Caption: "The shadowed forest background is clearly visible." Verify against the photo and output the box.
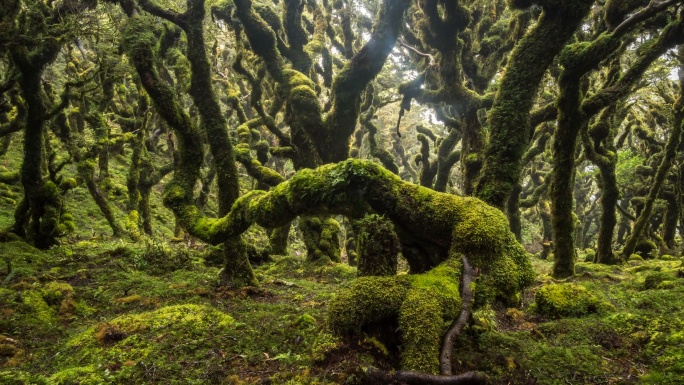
[3,0,684,384]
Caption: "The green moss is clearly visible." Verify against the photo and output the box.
[399,289,443,372]
[0,371,51,385]
[643,271,674,290]
[534,283,612,319]
[51,365,106,384]
[299,216,341,263]
[659,254,678,261]
[58,178,77,191]
[328,258,462,373]
[55,305,235,382]
[328,275,410,334]
[635,239,658,259]
[584,248,596,262]
[22,290,56,325]
[355,214,399,277]
[41,282,74,306]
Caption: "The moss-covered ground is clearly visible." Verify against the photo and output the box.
[3,231,684,384]
[3,144,684,384]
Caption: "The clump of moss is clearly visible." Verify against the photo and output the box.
[21,290,56,325]
[41,282,74,306]
[658,254,678,261]
[94,323,126,344]
[635,239,658,259]
[471,242,535,306]
[54,304,235,383]
[534,283,612,319]
[584,248,596,262]
[328,275,410,335]
[643,271,674,290]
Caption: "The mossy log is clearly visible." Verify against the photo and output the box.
[166,159,530,277]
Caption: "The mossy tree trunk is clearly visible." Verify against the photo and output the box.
[138,0,257,286]
[623,59,684,257]
[661,192,678,250]
[550,11,684,277]
[161,158,532,285]
[581,100,626,264]
[354,214,399,277]
[550,73,584,278]
[7,0,96,248]
[475,0,594,209]
[11,49,64,248]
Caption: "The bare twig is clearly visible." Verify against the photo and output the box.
[398,38,436,67]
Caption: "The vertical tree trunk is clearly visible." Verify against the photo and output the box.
[661,193,678,250]
[551,73,584,278]
[507,183,523,242]
[475,1,594,208]
[595,164,620,263]
[622,118,683,257]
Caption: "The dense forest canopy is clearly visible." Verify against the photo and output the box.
[3,0,684,383]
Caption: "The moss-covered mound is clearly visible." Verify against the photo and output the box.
[328,258,462,373]
[534,283,612,319]
[50,304,235,384]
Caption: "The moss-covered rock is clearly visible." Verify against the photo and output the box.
[635,239,658,259]
[53,304,235,383]
[534,283,612,319]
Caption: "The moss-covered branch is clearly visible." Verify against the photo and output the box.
[172,158,532,285]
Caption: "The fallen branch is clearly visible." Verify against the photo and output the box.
[365,368,489,385]
[440,254,477,375]
[363,254,487,384]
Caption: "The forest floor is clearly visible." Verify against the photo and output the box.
[2,226,684,385]
[2,147,684,385]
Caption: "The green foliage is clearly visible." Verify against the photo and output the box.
[616,149,646,189]
[130,240,193,275]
